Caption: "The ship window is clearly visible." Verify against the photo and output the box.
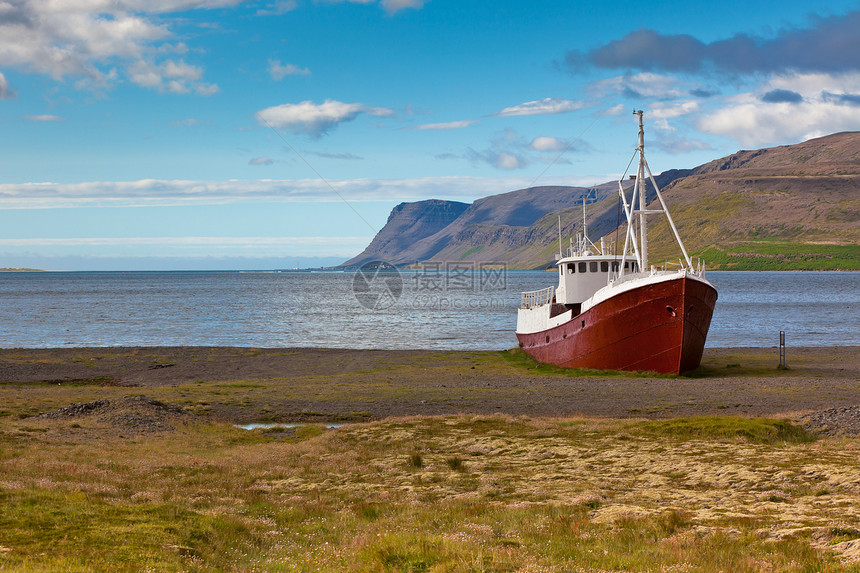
[611,261,619,271]
[623,262,629,270]
[589,261,598,272]
[578,262,587,273]
[568,264,575,274]
[601,261,609,272]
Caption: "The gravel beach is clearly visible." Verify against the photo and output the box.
[2,345,858,430]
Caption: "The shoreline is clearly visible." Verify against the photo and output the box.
[2,345,858,423]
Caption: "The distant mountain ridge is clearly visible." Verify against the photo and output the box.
[343,199,468,266]
[344,132,860,271]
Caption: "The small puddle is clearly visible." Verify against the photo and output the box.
[234,423,344,430]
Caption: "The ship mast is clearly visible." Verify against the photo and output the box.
[635,110,648,270]
[618,110,694,274]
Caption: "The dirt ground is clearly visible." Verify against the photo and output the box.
[1,346,857,424]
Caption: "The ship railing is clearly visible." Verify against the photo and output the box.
[520,285,554,309]
[661,257,708,277]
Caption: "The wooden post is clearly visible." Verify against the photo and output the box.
[778,330,787,369]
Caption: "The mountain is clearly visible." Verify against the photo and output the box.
[640,131,860,270]
[390,185,612,266]
[344,199,469,266]
[420,170,692,268]
[344,132,860,271]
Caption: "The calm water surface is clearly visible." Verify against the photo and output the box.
[0,271,856,349]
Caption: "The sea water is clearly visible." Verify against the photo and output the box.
[0,270,856,349]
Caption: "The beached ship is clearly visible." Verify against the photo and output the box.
[516,111,717,374]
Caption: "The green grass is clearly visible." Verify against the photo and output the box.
[692,242,860,271]
[632,416,816,444]
[0,413,858,571]
[458,245,484,260]
[499,348,677,378]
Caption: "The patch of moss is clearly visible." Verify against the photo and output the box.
[632,416,815,444]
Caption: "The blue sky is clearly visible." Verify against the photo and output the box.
[1,0,859,270]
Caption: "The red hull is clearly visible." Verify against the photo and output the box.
[516,276,717,374]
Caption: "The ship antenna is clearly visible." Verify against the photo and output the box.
[582,196,587,244]
[557,214,563,260]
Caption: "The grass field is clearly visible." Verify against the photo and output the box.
[2,409,860,571]
[689,242,860,271]
[2,347,859,571]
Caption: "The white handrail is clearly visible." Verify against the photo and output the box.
[520,285,554,308]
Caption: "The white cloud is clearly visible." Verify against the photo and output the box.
[195,83,220,96]
[25,114,64,121]
[466,149,528,170]
[0,1,244,92]
[463,129,531,170]
[255,99,395,137]
[600,104,626,117]
[411,119,476,130]
[647,100,699,120]
[268,59,311,80]
[249,156,274,165]
[379,0,427,13]
[0,175,587,209]
[651,133,712,154]
[0,4,164,80]
[529,136,567,151]
[0,72,15,99]
[315,0,427,14]
[494,152,525,169]
[256,0,298,15]
[698,73,860,147]
[128,58,217,95]
[495,97,585,117]
[0,0,429,95]
[588,72,686,99]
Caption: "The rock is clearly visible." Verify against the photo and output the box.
[799,406,860,437]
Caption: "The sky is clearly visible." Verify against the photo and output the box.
[1,0,859,270]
